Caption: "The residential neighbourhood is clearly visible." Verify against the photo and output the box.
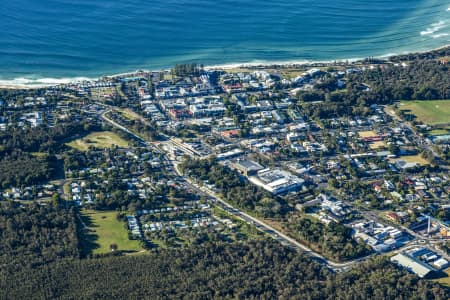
[1,59,450,285]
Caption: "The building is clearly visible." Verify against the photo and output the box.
[188,96,225,118]
[386,212,401,223]
[352,221,408,253]
[127,215,142,238]
[232,159,264,176]
[321,196,352,219]
[390,253,435,278]
[288,109,303,121]
[432,258,449,270]
[395,160,418,170]
[168,109,190,119]
[249,168,304,195]
[220,129,240,138]
[216,148,244,161]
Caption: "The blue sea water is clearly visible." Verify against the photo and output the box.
[0,0,449,84]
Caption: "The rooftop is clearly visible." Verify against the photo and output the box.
[390,252,435,278]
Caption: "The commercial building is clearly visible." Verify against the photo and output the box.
[232,159,264,176]
[249,168,304,195]
[390,253,435,278]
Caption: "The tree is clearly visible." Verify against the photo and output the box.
[328,178,339,189]
[52,193,61,207]
[110,243,118,252]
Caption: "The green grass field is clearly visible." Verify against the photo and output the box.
[79,210,143,255]
[428,129,450,136]
[66,131,129,151]
[398,100,450,125]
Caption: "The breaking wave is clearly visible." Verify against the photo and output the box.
[0,77,95,88]
[420,20,447,36]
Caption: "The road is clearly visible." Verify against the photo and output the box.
[100,110,164,155]
[101,109,148,145]
[171,161,365,271]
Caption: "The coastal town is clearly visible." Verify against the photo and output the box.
[1,49,450,288]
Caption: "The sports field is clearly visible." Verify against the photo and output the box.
[66,131,129,151]
[79,210,143,255]
[399,100,450,125]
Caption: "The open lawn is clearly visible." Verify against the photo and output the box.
[278,69,308,79]
[66,131,129,151]
[79,210,143,255]
[398,100,450,125]
[116,108,143,121]
[428,129,450,136]
[395,155,430,166]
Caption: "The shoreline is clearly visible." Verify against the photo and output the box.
[0,44,449,90]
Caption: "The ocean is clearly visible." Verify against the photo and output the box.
[0,0,449,85]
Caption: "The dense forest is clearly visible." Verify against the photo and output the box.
[388,47,450,63]
[357,60,450,101]
[0,150,57,188]
[0,203,79,274]
[1,239,448,300]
